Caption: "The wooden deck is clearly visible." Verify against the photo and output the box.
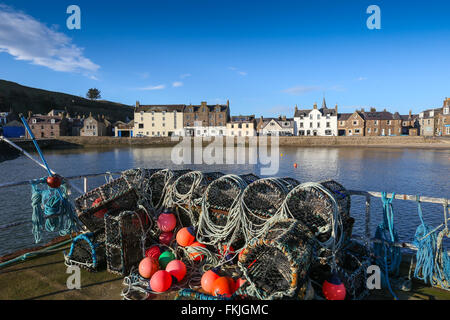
[1,245,449,300]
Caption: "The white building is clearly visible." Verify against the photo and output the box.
[227,115,257,137]
[293,99,338,136]
[188,121,227,137]
[257,116,295,136]
[133,103,185,137]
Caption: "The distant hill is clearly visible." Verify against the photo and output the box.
[0,80,133,122]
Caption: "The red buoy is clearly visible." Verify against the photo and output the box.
[293,163,298,169]
[159,231,173,246]
[166,260,186,282]
[322,273,346,300]
[201,270,220,294]
[150,270,172,293]
[92,197,108,218]
[145,245,161,260]
[138,257,159,279]
[235,278,246,291]
[176,227,195,247]
[46,175,62,189]
[157,212,177,232]
[189,242,206,261]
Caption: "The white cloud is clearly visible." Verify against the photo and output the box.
[228,66,247,76]
[180,73,191,79]
[172,81,183,87]
[238,71,248,76]
[282,85,321,95]
[357,77,368,81]
[0,4,99,76]
[138,84,166,91]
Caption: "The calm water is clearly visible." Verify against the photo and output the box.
[0,146,449,256]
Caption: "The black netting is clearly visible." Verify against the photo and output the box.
[65,231,106,271]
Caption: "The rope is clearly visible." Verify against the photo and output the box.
[373,192,401,300]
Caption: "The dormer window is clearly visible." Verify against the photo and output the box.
[32,119,37,124]
[444,107,449,115]
[51,119,55,124]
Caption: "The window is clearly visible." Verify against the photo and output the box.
[162,123,165,127]
[355,129,360,134]
[317,115,320,120]
[309,114,313,120]
[310,122,313,128]
[317,122,320,128]
[368,128,371,133]
[300,123,304,128]
[353,120,358,125]
[139,124,144,129]
[326,114,330,119]
[374,120,378,125]
[162,117,165,121]
[141,117,144,121]
[152,123,155,127]
[339,121,344,126]
[219,114,223,118]
[375,128,378,133]
[326,122,330,128]
[32,119,37,124]
[387,120,391,125]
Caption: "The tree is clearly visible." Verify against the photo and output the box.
[86,88,101,100]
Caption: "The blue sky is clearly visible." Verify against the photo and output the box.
[0,0,449,116]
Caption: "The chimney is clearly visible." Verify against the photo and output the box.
[370,107,376,112]
[227,99,230,108]
[409,110,412,118]
[335,104,338,113]
[383,108,387,112]
[313,103,318,110]
[361,108,365,112]
[201,101,207,107]
[136,101,140,108]
[295,105,298,112]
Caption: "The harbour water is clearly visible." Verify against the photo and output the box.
[0,145,449,256]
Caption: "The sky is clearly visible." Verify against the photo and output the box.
[0,0,449,116]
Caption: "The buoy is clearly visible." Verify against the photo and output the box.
[322,272,346,300]
[92,197,108,218]
[166,260,186,282]
[157,212,177,232]
[176,227,195,247]
[158,250,176,269]
[46,175,62,189]
[211,277,233,297]
[294,163,298,168]
[145,245,161,260]
[138,257,159,279]
[150,270,172,293]
[159,231,173,246]
[201,270,220,294]
[189,242,206,261]
[227,277,236,294]
[235,278,246,291]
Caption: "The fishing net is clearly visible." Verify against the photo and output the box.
[121,168,160,211]
[105,208,153,276]
[237,219,314,300]
[168,171,224,227]
[197,174,250,248]
[64,231,106,271]
[74,176,139,232]
[281,182,345,263]
[240,177,299,241]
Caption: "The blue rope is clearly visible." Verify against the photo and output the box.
[373,192,402,300]
[68,233,98,268]
[30,177,80,243]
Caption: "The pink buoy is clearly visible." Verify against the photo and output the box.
[159,231,174,245]
[138,257,159,279]
[157,212,177,232]
[150,270,173,292]
[166,260,186,282]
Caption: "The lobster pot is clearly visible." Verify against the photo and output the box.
[122,168,160,201]
[238,219,314,300]
[320,180,354,243]
[74,176,139,232]
[148,169,191,211]
[170,171,224,226]
[65,231,106,272]
[282,182,346,261]
[310,241,371,300]
[105,209,151,276]
[240,173,260,185]
[241,178,299,229]
[197,174,248,246]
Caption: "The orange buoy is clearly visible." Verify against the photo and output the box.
[294,163,298,168]
[211,277,233,297]
[176,227,195,247]
[166,260,186,282]
[227,277,236,294]
[157,212,177,232]
[159,231,173,245]
[150,270,172,292]
[201,270,220,294]
[189,242,206,261]
[138,257,159,279]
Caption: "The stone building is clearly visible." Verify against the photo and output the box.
[133,103,184,137]
[226,115,257,137]
[27,113,69,138]
[419,108,442,136]
[80,113,112,137]
[439,98,450,136]
[183,101,230,137]
[339,110,365,136]
[293,99,338,136]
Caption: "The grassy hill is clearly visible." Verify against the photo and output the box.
[0,80,133,122]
